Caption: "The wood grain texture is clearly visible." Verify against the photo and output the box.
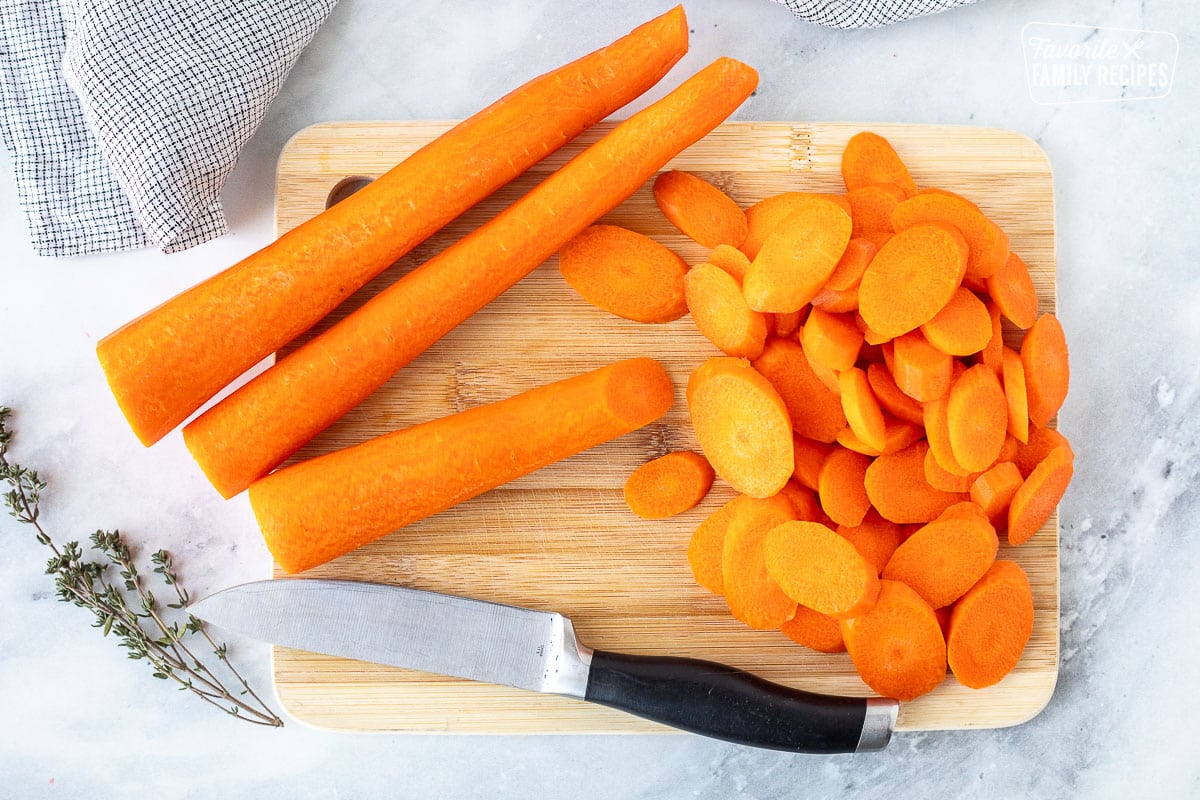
[271,121,1058,733]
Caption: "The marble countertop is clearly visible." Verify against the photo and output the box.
[2,0,1197,797]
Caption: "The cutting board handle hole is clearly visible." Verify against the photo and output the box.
[327,176,375,208]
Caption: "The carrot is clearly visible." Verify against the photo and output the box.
[686,356,793,498]
[780,605,846,653]
[95,8,690,447]
[1014,423,1073,478]
[919,287,991,356]
[741,192,852,260]
[892,329,953,403]
[817,446,872,527]
[772,310,804,338]
[751,339,846,443]
[839,367,886,453]
[721,495,799,629]
[859,222,968,339]
[892,191,1009,282]
[970,461,1023,528]
[688,498,739,595]
[250,358,674,573]
[979,301,1005,375]
[864,440,969,524]
[880,419,925,454]
[624,451,715,519]
[998,433,1020,464]
[922,375,971,477]
[792,436,833,491]
[1008,444,1074,545]
[780,480,827,524]
[947,364,1008,472]
[840,132,918,198]
[185,57,759,498]
[684,262,768,358]
[743,196,853,313]
[841,580,946,701]
[836,428,879,457]
[801,309,864,373]
[883,501,999,609]
[825,238,877,292]
[809,284,859,315]
[866,362,924,426]
[653,170,748,248]
[837,510,903,576]
[846,185,906,249]
[858,313,892,347]
[987,252,1039,329]
[558,225,688,323]
[1021,313,1070,428]
[947,560,1034,689]
[764,521,880,618]
[1002,346,1030,443]
[706,243,752,281]
[923,446,979,493]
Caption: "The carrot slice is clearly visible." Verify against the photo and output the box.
[1021,313,1070,428]
[765,521,880,618]
[743,196,853,313]
[840,132,918,198]
[688,498,739,595]
[837,510,903,576]
[780,605,846,653]
[721,495,800,629]
[892,329,953,403]
[792,436,833,491]
[970,461,1023,528]
[865,440,969,524]
[773,310,804,338]
[558,225,689,323]
[780,481,828,524]
[923,446,980,493]
[825,237,877,292]
[839,367,886,453]
[923,380,971,477]
[866,362,924,426]
[919,287,992,357]
[684,262,769,358]
[800,309,863,373]
[752,339,847,443]
[810,284,859,314]
[883,501,999,608]
[1002,346,1030,443]
[840,418,919,457]
[687,357,793,498]
[947,560,1034,689]
[706,243,752,281]
[841,580,946,701]
[1008,444,1074,545]
[741,192,853,260]
[858,222,968,339]
[986,252,1039,330]
[1014,424,1073,478]
[947,364,1008,472]
[997,433,1020,464]
[846,184,906,249]
[892,191,1010,282]
[979,301,1004,375]
[624,451,715,519]
[250,358,674,573]
[818,447,873,527]
[186,57,759,498]
[653,170,748,248]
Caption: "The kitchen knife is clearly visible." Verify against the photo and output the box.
[189,579,896,752]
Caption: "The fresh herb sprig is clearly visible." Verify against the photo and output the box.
[0,406,282,727]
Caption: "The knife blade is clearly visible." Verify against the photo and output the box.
[189,579,897,753]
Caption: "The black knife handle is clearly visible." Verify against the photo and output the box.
[583,650,896,753]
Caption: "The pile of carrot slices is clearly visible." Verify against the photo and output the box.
[595,132,1071,700]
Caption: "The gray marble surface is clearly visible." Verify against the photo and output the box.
[1,0,1197,797]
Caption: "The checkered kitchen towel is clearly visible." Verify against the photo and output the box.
[0,0,972,257]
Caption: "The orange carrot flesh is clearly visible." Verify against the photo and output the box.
[882,501,999,609]
[1002,346,1030,443]
[752,339,847,443]
[780,480,830,525]
[250,358,674,573]
[919,286,992,357]
[892,329,953,403]
[185,57,759,498]
[624,451,715,519]
[880,419,925,455]
[741,192,852,260]
[684,261,769,358]
[706,243,752,281]
[817,447,873,528]
[792,436,833,491]
[837,510,903,576]
[846,184,906,249]
[773,310,804,338]
[998,433,1020,464]
[841,580,946,701]
[923,446,980,493]
[947,560,1034,689]
[721,495,799,629]
[801,309,864,373]
[809,284,860,315]
[764,520,880,619]
[979,301,1005,375]
[653,170,748,249]
[947,364,1009,472]
[839,367,887,453]
[987,252,1039,329]
[858,222,968,340]
[1014,423,1073,478]
[865,440,969,524]
[558,225,688,323]
[688,498,740,595]
[743,197,853,313]
[1008,444,1074,545]
[686,356,793,498]
[780,605,846,653]
[891,191,1009,282]
[866,362,925,426]
[1021,313,1071,428]
[836,428,881,457]
[95,8,690,447]
[825,238,878,292]
[840,132,918,198]
[970,461,1023,528]
[924,391,972,477]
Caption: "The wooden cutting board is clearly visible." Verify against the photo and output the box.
[271,121,1058,733]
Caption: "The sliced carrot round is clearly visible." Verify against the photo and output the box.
[752,339,847,444]
[837,509,903,576]
[1002,346,1030,444]
[802,308,864,373]
[706,243,752,281]
[1013,424,1073,478]
[858,222,968,339]
[841,580,946,701]
[1008,444,1074,545]
[653,170,748,249]
[825,237,878,292]
[864,440,968,524]
[779,480,827,523]
[919,286,992,357]
[558,225,689,323]
[923,446,980,492]
[1021,313,1070,428]
[882,502,999,609]
[892,191,1009,282]
[892,329,953,403]
[986,252,1039,330]
[744,196,853,313]
[624,451,715,519]
[741,192,851,260]
[840,132,918,197]
[866,362,924,426]
[684,261,768,359]
[791,435,833,491]
[970,460,1023,528]
[688,500,738,595]
[947,560,1034,689]
[817,446,873,528]
[979,301,1004,375]
[839,367,886,453]
[846,184,906,249]
[780,605,846,653]
[947,364,1008,472]
[764,520,880,618]
[720,495,799,629]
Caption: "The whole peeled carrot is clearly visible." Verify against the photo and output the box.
[186,57,760,498]
[250,358,674,573]
[96,8,690,447]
